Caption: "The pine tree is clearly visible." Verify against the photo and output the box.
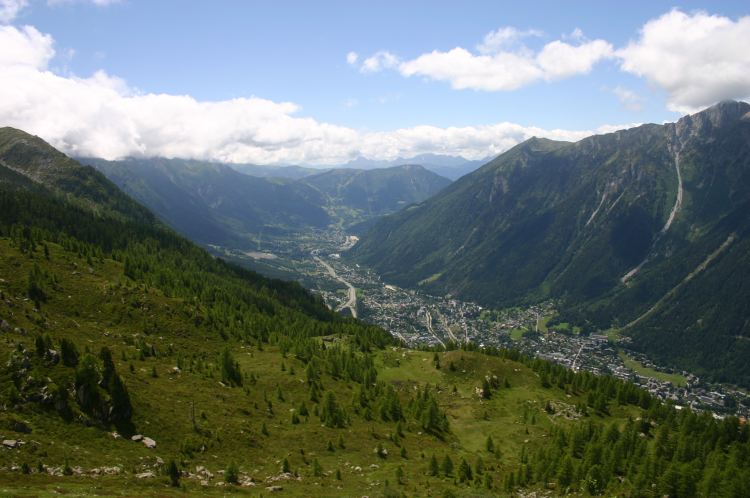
[458,457,473,482]
[60,338,79,367]
[475,456,484,475]
[321,391,346,428]
[442,455,454,476]
[99,347,116,388]
[429,454,440,476]
[482,378,492,399]
[168,460,180,487]
[485,435,495,454]
[108,374,132,424]
[219,348,242,386]
[557,455,574,490]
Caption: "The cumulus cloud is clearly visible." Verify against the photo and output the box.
[0,24,632,165]
[0,24,54,67]
[618,9,750,112]
[345,51,358,65]
[357,27,613,91]
[360,51,400,73]
[0,0,28,23]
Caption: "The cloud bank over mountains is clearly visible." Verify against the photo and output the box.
[0,3,748,165]
[0,22,623,165]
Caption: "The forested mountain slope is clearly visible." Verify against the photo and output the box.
[351,101,750,385]
[82,157,331,246]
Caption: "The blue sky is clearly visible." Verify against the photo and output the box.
[1,1,749,164]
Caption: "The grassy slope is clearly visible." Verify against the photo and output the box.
[0,239,638,497]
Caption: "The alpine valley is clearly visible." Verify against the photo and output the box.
[352,101,750,387]
[0,102,749,497]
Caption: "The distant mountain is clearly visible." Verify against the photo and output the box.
[301,164,451,227]
[83,158,451,247]
[351,101,750,385]
[228,163,326,180]
[81,157,330,246]
[341,154,488,180]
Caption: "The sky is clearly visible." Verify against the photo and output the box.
[0,0,749,165]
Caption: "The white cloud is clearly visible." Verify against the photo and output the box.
[360,51,399,73]
[0,24,54,68]
[360,28,613,91]
[345,51,358,65]
[618,9,750,113]
[0,0,28,23]
[612,86,643,112]
[536,39,613,80]
[0,25,632,165]
[477,26,542,54]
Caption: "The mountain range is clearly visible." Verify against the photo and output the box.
[351,101,750,385]
[339,153,489,180]
[82,157,450,247]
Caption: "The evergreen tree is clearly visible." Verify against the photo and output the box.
[60,338,79,367]
[482,378,492,399]
[108,374,132,424]
[442,455,454,476]
[458,458,473,482]
[321,391,346,428]
[99,347,116,388]
[219,348,242,387]
[557,455,574,490]
[486,435,495,453]
[168,460,180,487]
[395,465,405,484]
[429,454,440,476]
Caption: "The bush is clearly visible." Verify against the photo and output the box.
[225,462,239,484]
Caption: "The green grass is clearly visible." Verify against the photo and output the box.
[509,328,528,341]
[606,328,622,342]
[618,351,687,387]
[537,315,552,332]
[418,272,443,286]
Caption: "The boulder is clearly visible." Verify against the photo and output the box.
[2,439,19,448]
[142,437,156,448]
[131,434,143,442]
[266,486,283,492]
